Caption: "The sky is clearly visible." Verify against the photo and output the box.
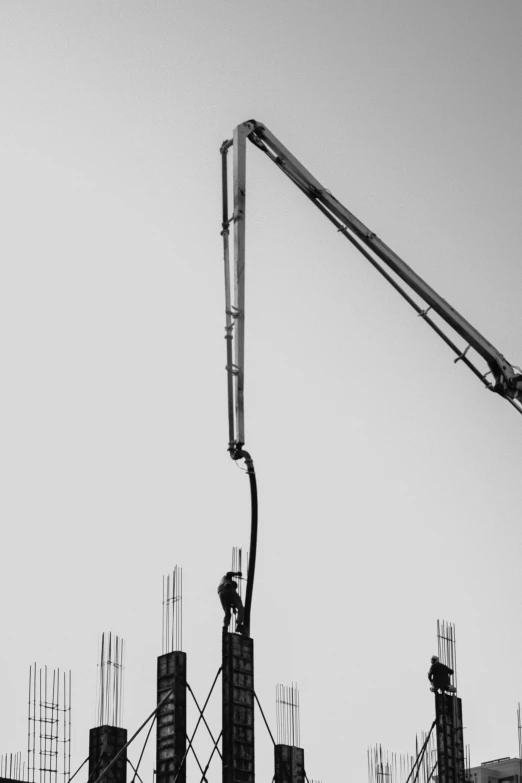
[0,1,522,782]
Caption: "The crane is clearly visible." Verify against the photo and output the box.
[220,119,522,636]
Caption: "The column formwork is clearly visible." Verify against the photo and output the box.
[435,694,465,783]
[156,651,187,783]
[89,726,127,783]
[274,745,305,783]
[222,632,255,783]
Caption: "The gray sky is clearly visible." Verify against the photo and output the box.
[1,1,522,781]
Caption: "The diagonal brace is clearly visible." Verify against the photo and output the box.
[198,731,223,783]
[172,667,222,783]
[187,683,222,759]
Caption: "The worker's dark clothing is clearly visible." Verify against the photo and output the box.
[428,662,454,692]
[218,572,244,630]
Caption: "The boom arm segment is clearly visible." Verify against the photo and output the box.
[221,120,522,456]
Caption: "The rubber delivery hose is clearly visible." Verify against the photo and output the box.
[239,450,257,638]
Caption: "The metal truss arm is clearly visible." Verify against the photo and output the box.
[235,119,522,414]
[221,123,251,459]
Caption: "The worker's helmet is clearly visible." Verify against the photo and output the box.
[431,655,439,663]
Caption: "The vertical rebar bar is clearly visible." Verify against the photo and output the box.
[162,576,165,655]
[28,666,31,783]
[275,682,301,747]
[161,568,183,653]
[97,632,124,728]
[437,620,457,693]
[517,702,522,783]
[68,670,71,781]
[39,668,42,783]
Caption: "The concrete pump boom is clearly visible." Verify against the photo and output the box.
[221,119,522,459]
[220,120,522,636]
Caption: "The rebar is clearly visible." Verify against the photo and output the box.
[276,683,300,748]
[437,620,458,694]
[413,729,437,783]
[162,567,183,654]
[368,726,438,783]
[368,745,414,783]
[230,548,247,634]
[27,664,71,783]
[465,745,472,782]
[517,702,522,759]
[0,751,26,780]
[96,633,125,728]
[517,702,522,780]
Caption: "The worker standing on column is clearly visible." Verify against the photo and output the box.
[428,655,456,694]
[218,571,244,633]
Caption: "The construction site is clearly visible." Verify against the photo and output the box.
[1,112,522,783]
[4,581,522,783]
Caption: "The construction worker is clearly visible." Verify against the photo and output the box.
[428,655,456,694]
[217,571,244,633]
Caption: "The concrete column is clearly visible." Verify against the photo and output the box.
[222,632,254,783]
[274,745,305,783]
[156,652,187,783]
[88,726,127,783]
[435,694,465,783]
